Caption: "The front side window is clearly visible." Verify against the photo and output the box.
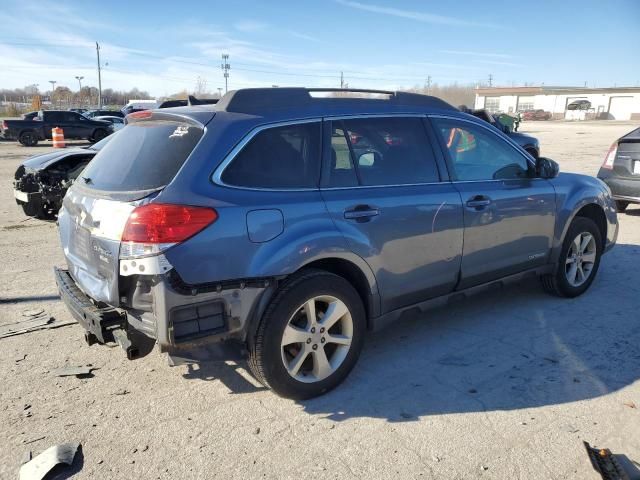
[326,117,440,187]
[221,122,321,188]
[433,118,530,181]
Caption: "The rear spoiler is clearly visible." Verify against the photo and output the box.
[157,96,219,109]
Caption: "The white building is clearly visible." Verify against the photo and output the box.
[474,86,640,120]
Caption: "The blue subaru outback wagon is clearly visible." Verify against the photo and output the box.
[55,88,618,399]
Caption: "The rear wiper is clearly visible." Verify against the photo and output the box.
[81,176,92,184]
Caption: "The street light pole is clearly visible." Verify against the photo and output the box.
[49,80,57,108]
[96,42,102,107]
[75,76,84,107]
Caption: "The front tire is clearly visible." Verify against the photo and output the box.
[91,129,109,143]
[541,217,602,297]
[248,269,366,400]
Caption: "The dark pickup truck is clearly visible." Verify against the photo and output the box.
[1,110,112,146]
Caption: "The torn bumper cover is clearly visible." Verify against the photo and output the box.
[54,266,270,359]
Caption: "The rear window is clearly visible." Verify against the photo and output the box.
[79,120,202,191]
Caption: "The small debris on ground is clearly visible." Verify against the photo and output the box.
[543,357,559,364]
[15,354,27,363]
[623,401,636,409]
[18,442,81,480]
[113,388,130,396]
[254,427,261,435]
[23,437,46,445]
[480,465,489,471]
[22,309,44,317]
[0,313,74,340]
[51,366,93,378]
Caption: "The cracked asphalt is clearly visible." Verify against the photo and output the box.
[1,120,639,479]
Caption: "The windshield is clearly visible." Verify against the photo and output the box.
[79,120,203,191]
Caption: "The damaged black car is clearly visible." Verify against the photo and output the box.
[13,134,114,219]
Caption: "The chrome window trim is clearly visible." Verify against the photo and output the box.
[211,118,323,192]
[428,113,537,171]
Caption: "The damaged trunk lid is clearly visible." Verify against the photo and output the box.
[58,111,210,305]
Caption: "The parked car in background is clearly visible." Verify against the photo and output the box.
[69,108,88,114]
[597,126,640,213]
[94,115,125,131]
[54,88,617,399]
[468,108,540,157]
[121,99,158,115]
[84,109,125,119]
[13,133,114,219]
[567,100,592,111]
[0,110,112,146]
[522,109,552,121]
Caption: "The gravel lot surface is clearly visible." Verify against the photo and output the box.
[1,120,639,479]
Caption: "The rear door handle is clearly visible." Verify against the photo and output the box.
[466,196,492,208]
[344,206,380,220]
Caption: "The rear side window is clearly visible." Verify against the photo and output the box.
[221,122,321,189]
[326,117,440,187]
[80,120,203,191]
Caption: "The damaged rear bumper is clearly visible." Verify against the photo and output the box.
[54,266,271,359]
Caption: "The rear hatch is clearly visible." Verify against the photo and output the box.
[58,111,210,305]
[613,127,640,179]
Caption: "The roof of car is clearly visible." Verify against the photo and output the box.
[213,88,457,116]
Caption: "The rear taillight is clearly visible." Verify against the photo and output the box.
[127,110,152,120]
[120,204,217,259]
[1,120,7,130]
[602,142,618,170]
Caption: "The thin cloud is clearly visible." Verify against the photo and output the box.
[440,50,514,59]
[288,31,322,43]
[335,0,498,28]
[234,20,269,33]
[476,59,524,67]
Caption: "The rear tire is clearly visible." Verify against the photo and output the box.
[541,217,602,297]
[615,201,629,213]
[19,131,38,147]
[248,269,366,400]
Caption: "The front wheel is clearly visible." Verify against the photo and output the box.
[541,217,602,297]
[91,129,109,143]
[248,270,366,399]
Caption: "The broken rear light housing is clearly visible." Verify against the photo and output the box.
[120,204,217,259]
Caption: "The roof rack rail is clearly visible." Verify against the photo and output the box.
[215,87,455,114]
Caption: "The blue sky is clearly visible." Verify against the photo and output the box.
[1,0,638,97]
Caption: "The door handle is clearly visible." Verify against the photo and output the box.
[466,196,492,208]
[344,206,380,220]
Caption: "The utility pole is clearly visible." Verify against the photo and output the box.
[96,42,102,107]
[217,87,223,98]
[488,74,493,87]
[340,71,344,89]
[221,54,230,93]
[426,75,432,95]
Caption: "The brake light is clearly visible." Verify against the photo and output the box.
[127,110,152,119]
[122,204,217,244]
[602,142,617,170]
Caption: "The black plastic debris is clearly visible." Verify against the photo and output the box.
[584,441,631,480]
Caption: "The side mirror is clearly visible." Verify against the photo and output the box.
[536,157,560,179]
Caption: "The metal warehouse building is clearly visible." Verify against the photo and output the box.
[474,86,640,120]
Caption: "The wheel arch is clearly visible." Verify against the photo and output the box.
[245,255,380,347]
[574,203,607,250]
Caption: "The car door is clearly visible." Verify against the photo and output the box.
[68,112,93,138]
[430,116,556,289]
[320,116,464,314]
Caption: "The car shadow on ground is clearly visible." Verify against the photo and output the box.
[183,244,640,419]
